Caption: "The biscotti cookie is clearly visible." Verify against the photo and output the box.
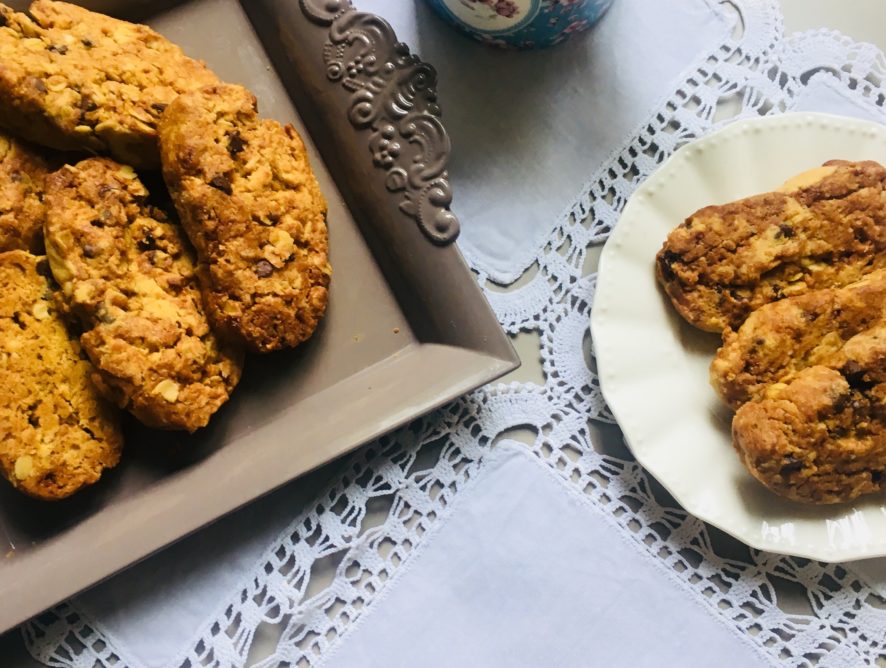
[44,158,243,432]
[0,1,219,168]
[656,160,886,333]
[158,83,330,353]
[0,130,50,253]
[732,363,885,504]
[710,269,886,408]
[0,250,122,499]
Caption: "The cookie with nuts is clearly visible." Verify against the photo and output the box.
[159,83,330,353]
[0,0,219,168]
[710,271,886,504]
[732,360,885,504]
[0,130,51,253]
[0,249,122,499]
[656,160,886,333]
[44,158,243,432]
[710,269,886,409]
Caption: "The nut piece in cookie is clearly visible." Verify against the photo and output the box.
[44,158,244,432]
[732,362,885,504]
[711,269,886,408]
[656,160,886,333]
[159,83,330,353]
[0,1,219,168]
[0,131,51,253]
[0,250,122,499]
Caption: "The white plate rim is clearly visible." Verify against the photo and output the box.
[591,111,886,562]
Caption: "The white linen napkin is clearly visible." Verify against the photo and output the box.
[320,443,776,668]
[357,0,731,279]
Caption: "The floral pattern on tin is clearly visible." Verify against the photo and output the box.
[466,0,522,20]
[425,0,613,49]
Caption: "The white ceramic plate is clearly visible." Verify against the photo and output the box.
[591,112,886,562]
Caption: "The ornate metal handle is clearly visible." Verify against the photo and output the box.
[300,0,460,245]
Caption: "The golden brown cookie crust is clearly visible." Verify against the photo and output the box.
[0,130,50,253]
[0,1,219,168]
[656,160,886,333]
[158,83,330,353]
[732,363,885,504]
[711,269,886,408]
[0,249,122,499]
[44,158,244,432]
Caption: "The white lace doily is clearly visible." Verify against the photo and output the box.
[23,1,886,666]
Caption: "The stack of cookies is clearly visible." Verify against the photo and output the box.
[0,1,331,499]
[657,160,885,504]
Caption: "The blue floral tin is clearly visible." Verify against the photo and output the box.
[422,0,614,49]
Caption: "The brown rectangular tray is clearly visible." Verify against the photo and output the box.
[0,0,517,632]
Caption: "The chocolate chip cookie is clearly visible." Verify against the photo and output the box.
[0,130,51,253]
[0,249,122,499]
[44,158,243,432]
[711,269,886,408]
[158,83,330,353]
[656,160,886,333]
[733,362,885,504]
[0,0,219,168]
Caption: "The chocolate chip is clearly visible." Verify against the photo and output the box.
[658,250,680,281]
[254,260,274,278]
[83,244,97,258]
[777,223,794,238]
[854,227,869,243]
[0,12,7,27]
[227,131,246,156]
[89,219,103,228]
[98,185,113,197]
[779,456,804,476]
[31,77,46,94]
[79,96,97,112]
[47,44,68,55]
[151,102,168,113]
[11,312,25,329]
[137,232,156,251]
[34,258,51,277]
[209,174,232,195]
[81,38,93,48]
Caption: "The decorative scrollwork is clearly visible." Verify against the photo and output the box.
[301,1,459,245]
[299,0,350,25]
